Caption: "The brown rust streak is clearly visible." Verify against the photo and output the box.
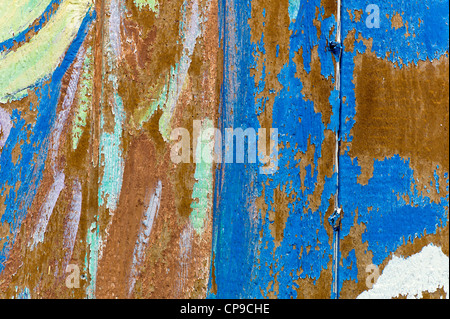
[294,46,335,126]
[96,134,158,298]
[119,0,184,129]
[249,0,290,137]
[338,208,375,299]
[347,38,449,201]
[267,184,296,249]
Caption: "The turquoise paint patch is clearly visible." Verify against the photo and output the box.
[190,119,214,235]
[98,90,125,212]
[85,221,101,299]
[288,0,300,22]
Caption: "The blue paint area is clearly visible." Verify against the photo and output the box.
[337,0,449,295]
[342,0,449,67]
[210,0,448,299]
[0,9,95,273]
[0,0,63,53]
[340,155,449,265]
[209,0,338,298]
[209,0,262,298]
[341,249,358,283]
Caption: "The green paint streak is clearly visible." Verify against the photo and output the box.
[0,0,93,103]
[134,73,169,128]
[98,86,125,212]
[136,1,203,141]
[133,0,159,13]
[85,221,100,299]
[190,119,214,235]
[159,63,181,141]
[0,0,52,43]
[133,63,180,142]
[72,46,93,150]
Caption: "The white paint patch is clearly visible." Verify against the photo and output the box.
[63,178,82,269]
[0,107,12,148]
[30,170,65,250]
[50,46,85,173]
[178,222,193,296]
[358,244,449,299]
[108,0,122,58]
[288,0,300,22]
[128,180,162,295]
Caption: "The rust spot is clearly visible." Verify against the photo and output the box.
[268,184,295,249]
[294,46,334,126]
[391,12,404,30]
[347,42,449,200]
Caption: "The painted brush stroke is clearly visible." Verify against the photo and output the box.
[0,107,12,148]
[128,180,162,295]
[63,179,82,267]
[0,0,93,103]
[0,0,55,43]
[0,7,94,274]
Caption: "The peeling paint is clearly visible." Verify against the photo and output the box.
[0,0,447,300]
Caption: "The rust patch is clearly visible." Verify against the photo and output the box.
[96,134,158,299]
[344,29,356,53]
[267,184,295,249]
[249,0,291,134]
[339,209,375,299]
[294,258,333,299]
[347,42,449,200]
[294,46,334,126]
[353,9,363,23]
[391,12,404,30]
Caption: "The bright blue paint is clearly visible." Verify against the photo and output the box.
[209,0,448,299]
[209,0,338,298]
[341,249,358,283]
[340,155,448,265]
[342,0,449,67]
[337,0,449,296]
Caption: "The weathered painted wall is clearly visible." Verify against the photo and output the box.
[0,0,448,299]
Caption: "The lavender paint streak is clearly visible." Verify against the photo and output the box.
[29,170,65,250]
[178,222,194,295]
[29,47,85,250]
[0,107,12,148]
[63,178,82,268]
[128,180,163,295]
